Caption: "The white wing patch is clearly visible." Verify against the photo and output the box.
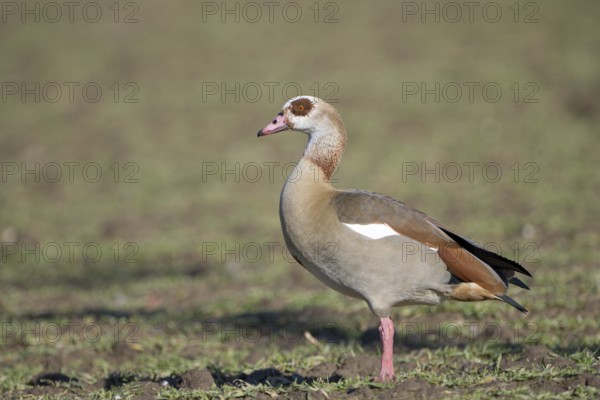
[343,223,439,251]
[343,223,400,240]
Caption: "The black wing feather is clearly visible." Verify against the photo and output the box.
[439,227,532,277]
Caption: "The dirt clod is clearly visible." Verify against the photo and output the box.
[398,377,432,392]
[523,345,575,368]
[583,373,600,387]
[179,368,215,390]
[307,362,338,379]
[336,355,380,379]
[138,381,162,400]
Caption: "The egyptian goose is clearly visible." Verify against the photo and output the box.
[257,96,532,382]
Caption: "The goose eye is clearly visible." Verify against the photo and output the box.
[290,98,312,116]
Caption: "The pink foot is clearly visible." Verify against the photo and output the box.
[378,316,395,382]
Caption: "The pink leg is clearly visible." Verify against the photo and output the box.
[378,316,395,382]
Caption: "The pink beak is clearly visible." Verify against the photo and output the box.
[257,113,289,137]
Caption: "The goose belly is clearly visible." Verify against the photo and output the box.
[280,213,452,304]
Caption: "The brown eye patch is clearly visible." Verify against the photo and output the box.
[290,98,313,116]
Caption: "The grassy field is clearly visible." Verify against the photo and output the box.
[0,0,599,398]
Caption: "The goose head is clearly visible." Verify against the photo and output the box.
[257,96,344,137]
[257,96,347,180]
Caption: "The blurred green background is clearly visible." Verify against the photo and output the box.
[0,1,600,318]
[1,0,598,301]
[0,0,599,397]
